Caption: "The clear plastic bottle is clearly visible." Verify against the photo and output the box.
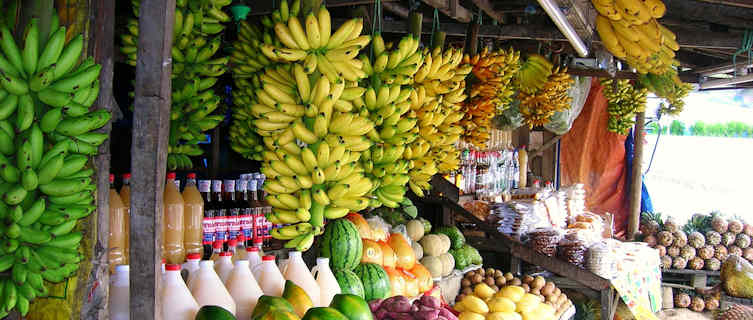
[226,260,264,320]
[518,145,528,188]
[182,173,204,256]
[161,264,199,320]
[230,239,247,262]
[247,246,262,276]
[311,257,340,307]
[283,251,320,306]
[253,255,285,296]
[190,260,236,315]
[119,173,131,263]
[108,174,127,274]
[164,172,186,264]
[215,252,234,284]
[198,180,215,260]
[109,265,130,320]
[209,242,223,261]
[212,180,228,248]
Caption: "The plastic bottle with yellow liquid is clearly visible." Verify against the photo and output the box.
[182,173,204,256]
[164,172,186,264]
[108,174,127,273]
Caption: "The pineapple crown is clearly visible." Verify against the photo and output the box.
[641,211,663,228]
[683,214,712,234]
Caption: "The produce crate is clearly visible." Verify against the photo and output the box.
[721,294,753,309]
[661,269,720,289]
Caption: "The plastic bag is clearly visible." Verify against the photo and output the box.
[367,215,391,242]
[544,76,592,135]
[493,100,523,131]
[391,223,410,242]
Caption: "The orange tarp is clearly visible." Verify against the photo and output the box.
[561,80,630,237]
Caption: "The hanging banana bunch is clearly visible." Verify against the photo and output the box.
[602,78,648,134]
[121,0,230,169]
[515,55,574,128]
[405,46,471,196]
[231,2,373,251]
[0,11,110,316]
[350,33,422,208]
[460,47,520,149]
[639,68,692,115]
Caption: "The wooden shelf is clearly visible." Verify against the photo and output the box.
[661,269,720,276]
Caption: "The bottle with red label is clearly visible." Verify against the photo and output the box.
[256,173,272,248]
[212,180,228,248]
[199,180,214,260]
[247,177,263,247]
[224,179,240,243]
[236,178,252,244]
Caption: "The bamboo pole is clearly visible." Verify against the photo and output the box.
[628,111,646,240]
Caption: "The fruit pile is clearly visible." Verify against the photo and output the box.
[455,282,571,320]
[458,269,571,313]
[406,46,471,195]
[122,0,229,169]
[357,33,422,208]
[601,79,647,135]
[515,55,573,128]
[639,69,693,116]
[247,280,373,320]
[370,294,457,320]
[591,0,679,75]
[672,291,719,313]
[642,211,753,271]
[460,48,520,149]
[0,13,110,316]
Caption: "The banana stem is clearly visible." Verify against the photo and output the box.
[300,0,322,19]
[409,11,422,38]
[431,31,445,50]
[17,0,54,50]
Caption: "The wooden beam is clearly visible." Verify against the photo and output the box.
[472,0,506,24]
[80,0,115,318]
[421,0,472,23]
[664,0,753,29]
[566,68,640,79]
[131,0,175,318]
[627,111,646,240]
[695,0,753,9]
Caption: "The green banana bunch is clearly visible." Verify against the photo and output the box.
[123,0,230,169]
[602,78,647,135]
[0,12,107,316]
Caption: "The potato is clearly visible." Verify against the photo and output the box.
[532,276,545,290]
[462,279,471,288]
[495,276,506,287]
[553,288,561,297]
[490,285,499,292]
[467,271,476,278]
[456,293,466,302]
[546,294,558,303]
[510,278,522,286]
[556,293,568,306]
[522,275,534,284]
[495,270,504,278]
[473,274,483,284]
[530,287,541,296]
[504,273,514,281]
[521,283,530,292]
[541,282,555,296]
[486,268,495,275]
[485,277,495,286]
[462,287,473,295]
[477,269,486,276]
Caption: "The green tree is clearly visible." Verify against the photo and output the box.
[690,121,706,136]
[646,122,660,134]
[709,123,724,136]
[670,120,685,136]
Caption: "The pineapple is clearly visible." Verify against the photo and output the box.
[674,292,691,308]
[668,246,681,257]
[704,296,719,311]
[729,219,744,234]
[705,257,721,271]
[656,245,667,257]
[672,256,688,269]
[689,296,705,312]
[680,246,696,260]
[705,230,721,246]
[729,245,743,257]
[711,214,729,233]
[745,223,753,237]
[673,231,688,247]
[688,257,704,270]
[744,247,753,261]
[736,233,751,248]
[698,245,714,260]
[688,231,706,248]
[715,245,729,260]
[658,231,674,247]
[717,304,753,320]
[640,211,662,235]
[723,232,737,246]
[660,256,672,269]
[643,234,657,247]
[664,217,679,233]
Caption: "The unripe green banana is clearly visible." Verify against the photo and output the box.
[37,26,66,72]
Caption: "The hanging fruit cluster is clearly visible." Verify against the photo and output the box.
[639,69,692,115]
[601,79,647,134]
[406,46,471,195]
[231,2,375,251]
[356,33,422,208]
[592,0,679,75]
[516,55,574,128]
[121,0,230,169]
[460,47,520,149]
[0,12,110,316]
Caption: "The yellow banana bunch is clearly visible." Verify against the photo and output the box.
[602,79,648,134]
[460,47,520,149]
[123,0,230,169]
[405,46,471,196]
[639,69,692,115]
[518,65,574,128]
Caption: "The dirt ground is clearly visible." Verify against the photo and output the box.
[657,309,713,320]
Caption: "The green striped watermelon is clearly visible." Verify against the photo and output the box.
[319,219,362,271]
[334,269,365,299]
[353,263,391,302]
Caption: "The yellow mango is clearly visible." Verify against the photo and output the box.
[459,311,486,320]
[497,286,525,302]
[486,312,522,320]
[462,295,490,314]
[474,283,496,300]
[487,297,516,313]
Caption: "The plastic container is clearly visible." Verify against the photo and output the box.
[311,257,340,307]
[253,255,285,296]
[108,174,127,274]
[283,251,320,306]
[247,246,262,276]
[161,264,199,320]
[164,172,186,264]
[182,173,204,256]
[182,253,201,282]
[109,265,130,320]
[120,173,131,263]
[215,252,234,283]
[226,260,264,320]
[190,260,236,315]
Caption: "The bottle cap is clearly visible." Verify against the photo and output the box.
[253,237,263,244]
[212,242,223,249]
[237,235,246,242]
[123,173,131,179]
[187,173,196,179]
[247,246,259,252]
[161,258,166,264]
[167,172,176,179]
[115,265,130,272]
[228,239,238,247]
[109,174,114,183]
[186,253,201,260]
[220,252,233,257]
[262,255,275,261]
[165,264,181,271]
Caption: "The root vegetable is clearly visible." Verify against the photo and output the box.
[504,273,514,281]
[522,275,534,284]
[521,283,530,292]
[510,278,522,286]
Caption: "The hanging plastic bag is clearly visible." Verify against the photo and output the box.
[493,99,524,131]
[544,76,592,135]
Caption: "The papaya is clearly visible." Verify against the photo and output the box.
[282,280,314,317]
[252,296,296,320]
[329,294,374,320]
[301,307,350,320]
[722,255,753,298]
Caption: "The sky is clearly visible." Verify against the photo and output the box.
[647,88,753,125]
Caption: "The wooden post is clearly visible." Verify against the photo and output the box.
[466,22,480,56]
[79,0,116,318]
[628,111,646,240]
[131,0,175,318]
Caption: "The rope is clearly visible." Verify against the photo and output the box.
[370,0,382,60]
[477,7,482,25]
[430,8,439,48]
[732,29,753,77]
[644,109,662,174]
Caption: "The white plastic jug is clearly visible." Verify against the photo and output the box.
[182,253,201,283]
[252,255,285,296]
[311,257,341,307]
[191,260,236,315]
[215,252,234,283]
[109,265,130,320]
[226,260,264,320]
[247,247,262,277]
[161,264,199,320]
[283,251,320,307]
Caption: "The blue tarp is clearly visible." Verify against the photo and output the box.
[625,128,654,213]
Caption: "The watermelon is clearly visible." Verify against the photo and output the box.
[302,307,350,320]
[353,263,391,301]
[334,269,365,299]
[320,219,363,271]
